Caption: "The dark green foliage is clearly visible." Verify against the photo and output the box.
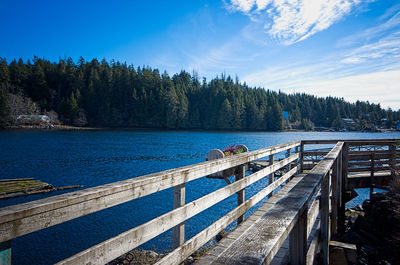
[0,57,398,130]
[0,85,9,126]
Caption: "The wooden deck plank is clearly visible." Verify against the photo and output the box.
[195,175,305,265]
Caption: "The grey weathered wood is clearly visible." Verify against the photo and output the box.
[301,140,340,145]
[343,143,349,191]
[286,149,292,172]
[348,160,388,166]
[210,142,344,265]
[302,139,398,145]
[236,165,245,224]
[331,159,338,235]
[329,240,357,265]
[370,152,375,199]
[320,172,330,265]
[269,154,274,199]
[0,141,301,243]
[306,224,320,265]
[338,150,343,209]
[300,142,304,172]
[307,197,320,238]
[348,150,391,156]
[347,165,390,172]
[56,154,300,265]
[290,207,307,265]
[173,183,185,249]
[302,151,329,156]
[155,167,300,265]
[348,153,393,160]
[346,173,392,189]
[295,146,300,173]
[390,144,396,178]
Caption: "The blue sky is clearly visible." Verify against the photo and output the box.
[1,0,399,110]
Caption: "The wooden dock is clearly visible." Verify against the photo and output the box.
[0,178,52,199]
[0,139,399,265]
[0,178,82,200]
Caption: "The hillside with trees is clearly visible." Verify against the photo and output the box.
[0,57,399,131]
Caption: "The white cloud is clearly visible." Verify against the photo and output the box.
[300,70,400,110]
[238,5,400,110]
[244,65,400,110]
[226,0,367,45]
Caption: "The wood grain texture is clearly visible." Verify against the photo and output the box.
[235,165,246,224]
[173,183,185,249]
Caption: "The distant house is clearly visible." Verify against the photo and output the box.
[282,111,289,120]
[342,118,357,130]
[17,115,51,125]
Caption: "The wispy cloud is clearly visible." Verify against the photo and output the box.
[237,3,400,110]
[244,63,400,109]
[338,9,400,47]
[341,32,400,65]
[225,0,369,45]
[300,70,400,110]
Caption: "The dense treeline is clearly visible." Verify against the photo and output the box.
[0,57,399,130]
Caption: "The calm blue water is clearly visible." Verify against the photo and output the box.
[1,130,399,264]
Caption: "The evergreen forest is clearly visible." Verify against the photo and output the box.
[0,57,399,131]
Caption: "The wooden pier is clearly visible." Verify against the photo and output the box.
[0,178,82,200]
[0,139,399,265]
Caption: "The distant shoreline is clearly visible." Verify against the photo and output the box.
[2,124,396,133]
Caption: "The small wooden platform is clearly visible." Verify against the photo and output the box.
[0,178,81,199]
[346,170,392,189]
[0,178,52,199]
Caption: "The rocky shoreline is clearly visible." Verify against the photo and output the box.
[335,191,400,265]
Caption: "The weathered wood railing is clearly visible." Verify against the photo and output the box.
[1,139,399,265]
[301,139,400,191]
[203,141,344,265]
[0,141,301,265]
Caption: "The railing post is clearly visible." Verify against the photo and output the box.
[331,158,339,235]
[300,142,304,173]
[268,154,274,195]
[0,240,11,265]
[320,172,330,265]
[236,165,246,224]
[390,144,396,178]
[173,184,185,249]
[286,148,291,172]
[370,152,375,199]
[337,150,343,232]
[295,146,300,174]
[289,208,307,265]
[338,142,348,234]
